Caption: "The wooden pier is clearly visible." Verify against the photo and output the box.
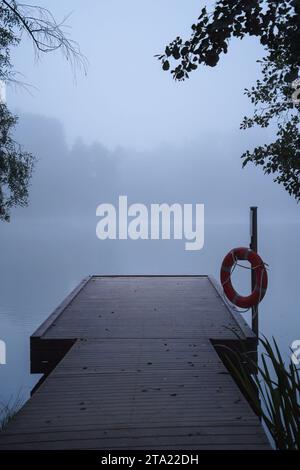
[0,276,270,449]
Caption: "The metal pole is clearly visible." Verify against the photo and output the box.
[250,207,258,337]
[250,207,260,417]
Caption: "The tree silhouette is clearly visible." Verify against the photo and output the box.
[0,1,86,221]
[157,0,300,200]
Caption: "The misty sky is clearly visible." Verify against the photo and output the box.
[9,0,268,149]
[6,0,299,221]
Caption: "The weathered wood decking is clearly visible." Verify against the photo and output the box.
[0,276,270,449]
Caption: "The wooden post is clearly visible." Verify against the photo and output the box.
[250,207,258,337]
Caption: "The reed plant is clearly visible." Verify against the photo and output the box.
[223,336,300,450]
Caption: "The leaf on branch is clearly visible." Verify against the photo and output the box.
[162,60,170,71]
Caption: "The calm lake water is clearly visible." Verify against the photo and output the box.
[1,219,299,409]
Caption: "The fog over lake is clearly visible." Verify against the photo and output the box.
[0,113,299,406]
[0,0,299,409]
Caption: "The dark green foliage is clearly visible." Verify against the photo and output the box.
[0,103,34,221]
[0,2,20,82]
[158,0,300,200]
[242,116,300,198]
[0,1,32,221]
[223,336,300,450]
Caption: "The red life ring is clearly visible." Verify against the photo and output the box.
[220,247,268,309]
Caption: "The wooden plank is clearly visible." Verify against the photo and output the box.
[31,276,91,339]
[0,276,270,449]
[39,277,245,342]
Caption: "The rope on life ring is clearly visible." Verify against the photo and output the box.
[220,247,268,309]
